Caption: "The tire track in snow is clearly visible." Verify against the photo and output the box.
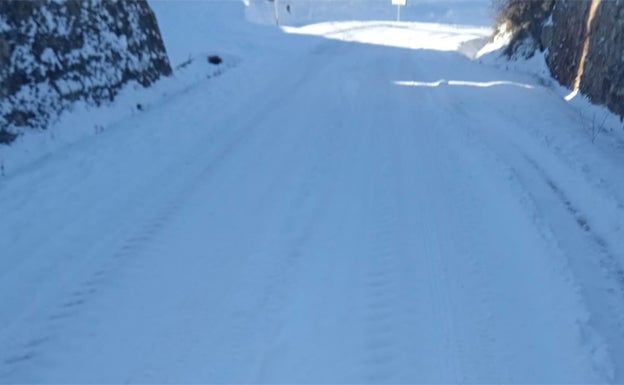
[523,153,624,296]
[0,54,322,381]
[423,106,515,383]
[360,125,402,382]
[394,89,467,383]
[389,86,511,382]
[415,180,464,383]
[0,129,231,379]
[435,92,615,381]
[247,122,349,382]
[518,152,624,380]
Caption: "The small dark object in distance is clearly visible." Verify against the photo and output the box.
[208,55,222,65]
[136,103,143,111]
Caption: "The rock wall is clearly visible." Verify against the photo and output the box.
[577,0,624,118]
[0,0,172,144]
[541,1,589,88]
[504,0,624,119]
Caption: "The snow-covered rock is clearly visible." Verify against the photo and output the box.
[0,0,171,144]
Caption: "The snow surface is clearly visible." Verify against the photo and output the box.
[245,0,493,27]
[2,0,624,383]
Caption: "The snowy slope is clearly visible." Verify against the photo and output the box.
[2,1,624,383]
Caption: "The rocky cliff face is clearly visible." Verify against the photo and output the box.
[501,0,624,120]
[540,1,589,88]
[0,0,172,144]
[576,0,624,119]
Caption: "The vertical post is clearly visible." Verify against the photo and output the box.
[274,0,280,26]
[397,4,400,22]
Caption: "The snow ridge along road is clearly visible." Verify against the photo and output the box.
[1,19,624,383]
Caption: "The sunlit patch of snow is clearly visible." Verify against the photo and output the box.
[284,21,491,52]
[393,79,534,89]
[565,89,580,101]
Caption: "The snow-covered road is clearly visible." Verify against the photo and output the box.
[2,16,624,383]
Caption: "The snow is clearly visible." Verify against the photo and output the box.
[39,48,59,67]
[284,21,491,52]
[245,0,492,27]
[2,0,624,383]
[0,15,8,32]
